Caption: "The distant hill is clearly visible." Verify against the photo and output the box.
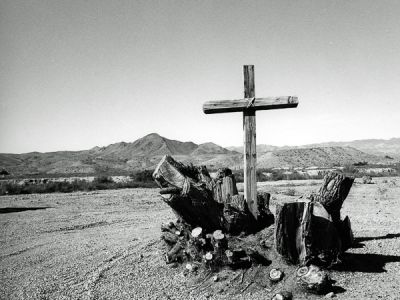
[0,133,240,176]
[228,137,400,159]
[0,134,398,177]
[227,145,279,153]
[257,146,385,169]
[90,133,199,158]
[303,138,400,158]
[191,142,234,156]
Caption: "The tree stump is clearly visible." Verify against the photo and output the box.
[313,171,355,251]
[296,265,331,294]
[272,291,293,300]
[165,242,183,264]
[313,172,354,223]
[153,155,274,234]
[269,268,284,282]
[275,171,354,266]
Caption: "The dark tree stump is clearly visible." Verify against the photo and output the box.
[275,171,355,266]
[275,201,341,266]
[314,171,355,251]
[275,202,307,264]
[153,155,222,231]
[165,242,183,263]
[153,155,273,234]
[313,172,354,223]
[212,168,238,203]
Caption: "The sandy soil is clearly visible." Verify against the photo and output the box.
[1,177,400,299]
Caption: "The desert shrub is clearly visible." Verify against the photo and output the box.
[265,170,283,181]
[309,181,320,186]
[0,169,10,176]
[287,172,308,180]
[0,175,157,196]
[362,175,373,184]
[130,170,154,182]
[92,176,115,190]
[377,186,388,197]
[233,170,244,183]
[116,181,156,189]
[282,188,296,196]
[256,170,268,182]
[343,164,358,175]
[231,170,268,183]
[94,176,114,184]
[229,168,326,182]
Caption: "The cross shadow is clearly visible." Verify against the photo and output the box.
[329,279,346,294]
[331,285,346,294]
[0,207,51,214]
[351,233,400,249]
[355,233,400,242]
[333,252,400,273]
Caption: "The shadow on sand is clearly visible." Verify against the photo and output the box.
[334,232,400,274]
[0,207,51,214]
[352,233,400,249]
[334,252,400,273]
[355,233,400,242]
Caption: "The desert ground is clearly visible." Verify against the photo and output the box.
[1,177,400,300]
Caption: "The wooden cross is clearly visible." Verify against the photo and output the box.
[203,65,299,219]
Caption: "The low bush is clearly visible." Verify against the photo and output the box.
[282,188,296,196]
[129,170,154,182]
[0,174,157,196]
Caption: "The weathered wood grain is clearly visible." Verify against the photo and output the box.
[243,65,258,219]
[275,201,342,265]
[202,64,299,219]
[203,96,298,114]
[153,155,273,234]
[314,172,354,223]
[222,175,238,203]
[153,155,222,231]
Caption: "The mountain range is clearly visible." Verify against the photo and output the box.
[0,133,399,176]
[228,138,400,158]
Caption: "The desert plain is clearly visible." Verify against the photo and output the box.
[1,177,400,300]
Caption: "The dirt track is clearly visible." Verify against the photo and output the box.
[1,177,400,299]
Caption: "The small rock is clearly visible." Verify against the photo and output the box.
[325,292,336,298]
[168,262,178,268]
[362,175,372,184]
[269,268,284,282]
[205,252,213,261]
[213,275,219,282]
[271,291,292,300]
[297,266,308,277]
[185,263,198,273]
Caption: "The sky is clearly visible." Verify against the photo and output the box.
[1,0,400,153]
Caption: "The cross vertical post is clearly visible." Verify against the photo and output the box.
[243,65,258,218]
[203,65,298,221]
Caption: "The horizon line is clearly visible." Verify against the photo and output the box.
[1,134,399,155]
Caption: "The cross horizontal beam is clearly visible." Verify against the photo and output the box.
[203,96,298,114]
